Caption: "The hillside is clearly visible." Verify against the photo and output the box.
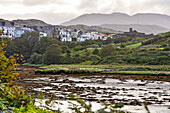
[141,32,170,47]
[100,24,169,34]
[126,32,170,49]
[61,13,170,34]
[12,19,50,26]
[0,18,11,22]
[0,18,120,33]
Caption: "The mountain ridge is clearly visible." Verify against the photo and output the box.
[61,13,170,34]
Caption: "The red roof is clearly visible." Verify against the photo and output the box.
[100,33,107,36]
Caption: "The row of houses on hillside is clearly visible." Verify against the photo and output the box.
[3,22,154,42]
[0,22,34,39]
[0,21,116,41]
[31,26,112,42]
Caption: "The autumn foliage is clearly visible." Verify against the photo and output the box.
[0,38,19,83]
[0,31,32,111]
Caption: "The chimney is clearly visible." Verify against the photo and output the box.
[129,28,133,32]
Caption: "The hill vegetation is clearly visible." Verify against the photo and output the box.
[13,19,50,26]
[5,31,170,66]
[100,24,168,34]
[66,24,121,33]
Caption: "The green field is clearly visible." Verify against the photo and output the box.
[126,42,142,48]
[34,64,170,75]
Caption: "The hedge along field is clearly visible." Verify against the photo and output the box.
[35,64,170,75]
[38,64,170,69]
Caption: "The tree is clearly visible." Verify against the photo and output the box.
[5,31,40,61]
[21,31,40,53]
[99,44,115,57]
[92,48,99,55]
[37,36,59,54]
[29,53,42,64]
[0,31,54,113]
[43,44,62,64]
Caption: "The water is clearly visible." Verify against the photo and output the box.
[23,75,170,113]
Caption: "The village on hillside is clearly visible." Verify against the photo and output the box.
[0,21,153,41]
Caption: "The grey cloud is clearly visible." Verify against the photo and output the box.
[78,0,101,8]
[77,0,170,15]
[77,0,137,14]
[22,0,68,6]
[77,0,108,13]
[130,0,170,14]
[1,0,170,25]
[0,0,21,5]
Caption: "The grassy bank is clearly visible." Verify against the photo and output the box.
[101,71,170,76]
[37,64,170,70]
[34,64,170,75]
[101,71,152,75]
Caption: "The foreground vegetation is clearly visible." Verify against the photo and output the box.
[0,38,51,112]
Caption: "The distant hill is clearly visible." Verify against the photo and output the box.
[0,18,121,33]
[62,13,131,26]
[66,25,121,33]
[0,18,11,23]
[12,19,50,26]
[61,13,170,34]
[100,24,169,34]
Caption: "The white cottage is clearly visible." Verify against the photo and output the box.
[0,22,15,39]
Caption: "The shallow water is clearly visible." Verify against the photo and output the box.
[24,75,170,113]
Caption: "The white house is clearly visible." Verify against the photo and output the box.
[59,29,72,41]
[14,27,25,38]
[0,22,15,39]
[14,26,35,39]
[39,32,48,38]
[21,27,34,32]
[99,33,108,40]
[61,37,72,42]
[84,32,100,40]
[77,35,89,42]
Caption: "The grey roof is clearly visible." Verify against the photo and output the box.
[0,22,15,27]
[15,27,22,30]
[42,26,54,31]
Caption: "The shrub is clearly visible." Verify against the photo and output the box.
[0,37,55,113]
[29,53,42,64]
[74,46,88,51]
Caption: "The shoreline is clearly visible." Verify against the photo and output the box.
[17,66,170,82]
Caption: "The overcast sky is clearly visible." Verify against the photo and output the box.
[0,0,170,25]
